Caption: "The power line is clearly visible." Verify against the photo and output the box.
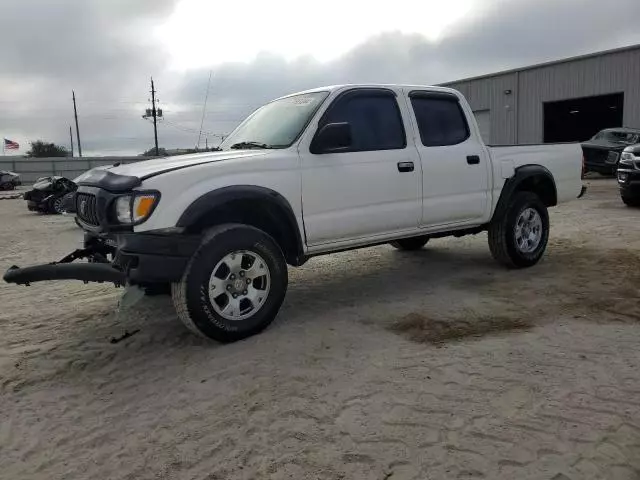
[161,119,227,138]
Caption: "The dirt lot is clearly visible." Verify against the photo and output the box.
[2,179,640,480]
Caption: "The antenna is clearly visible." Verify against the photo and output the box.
[197,70,213,150]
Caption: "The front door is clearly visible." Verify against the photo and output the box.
[300,88,422,246]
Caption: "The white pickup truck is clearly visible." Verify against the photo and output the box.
[4,84,585,342]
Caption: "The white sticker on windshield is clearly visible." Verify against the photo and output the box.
[291,96,315,106]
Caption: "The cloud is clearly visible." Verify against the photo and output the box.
[1,0,639,156]
[0,0,178,154]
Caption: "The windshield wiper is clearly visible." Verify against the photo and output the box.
[229,141,272,150]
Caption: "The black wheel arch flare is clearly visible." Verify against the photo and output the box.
[176,185,306,266]
[491,164,558,222]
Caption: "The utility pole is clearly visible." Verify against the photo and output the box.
[69,126,74,157]
[151,77,159,156]
[205,137,208,151]
[72,91,82,157]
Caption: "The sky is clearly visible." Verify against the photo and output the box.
[1,0,640,156]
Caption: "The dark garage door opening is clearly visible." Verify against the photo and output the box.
[543,93,624,143]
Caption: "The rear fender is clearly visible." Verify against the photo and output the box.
[491,165,557,222]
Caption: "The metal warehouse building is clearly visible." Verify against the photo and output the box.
[440,43,640,145]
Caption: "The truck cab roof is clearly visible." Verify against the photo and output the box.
[274,84,460,101]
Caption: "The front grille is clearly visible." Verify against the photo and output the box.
[76,193,100,226]
[606,151,620,164]
[583,148,608,166]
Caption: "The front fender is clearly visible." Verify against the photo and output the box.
[176,185,295,229]
[175,185,305,263]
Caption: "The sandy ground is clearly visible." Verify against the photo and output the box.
[2,178,640,480]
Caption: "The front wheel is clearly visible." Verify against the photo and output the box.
[48,196,65,214]
[171,224,288,342]
[488,191,549,268]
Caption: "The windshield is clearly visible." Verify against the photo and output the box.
[220,91,330,150]
[593,130,640,144]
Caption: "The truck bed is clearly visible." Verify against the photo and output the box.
[488,143,584,204]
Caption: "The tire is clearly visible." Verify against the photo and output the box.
[488,191,549,269]
[49,196,65,214]
[390,236,430,251]
[171,224,288,342]
[621,194,640,207]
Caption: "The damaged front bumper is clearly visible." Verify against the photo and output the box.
[3,242,125,286]
[4,262,126,286]
[3,231,201,287]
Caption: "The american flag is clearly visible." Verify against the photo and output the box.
[4,138,19,150]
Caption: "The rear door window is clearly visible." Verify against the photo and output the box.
[410,94,470,147]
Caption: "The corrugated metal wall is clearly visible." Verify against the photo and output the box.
[0,156,149,183]
[448,73,518,145]
[443,46,640,144]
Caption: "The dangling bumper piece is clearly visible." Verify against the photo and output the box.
[3,263,126,286]
[3,244,125,286]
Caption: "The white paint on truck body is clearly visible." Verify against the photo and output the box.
[97,83,583,256]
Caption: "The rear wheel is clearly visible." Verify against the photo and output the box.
[390,236,430,251]
[171,224,288,342]
[488,191,549,268]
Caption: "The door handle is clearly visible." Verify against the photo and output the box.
[467,155,480,165]
[397,161,414,172]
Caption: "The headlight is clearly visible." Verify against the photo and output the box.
[115,196,132,223]
[620,152,635,167]
[114,192,159,224]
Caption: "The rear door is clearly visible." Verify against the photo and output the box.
[406,90,491,226]
[300,88,422,246]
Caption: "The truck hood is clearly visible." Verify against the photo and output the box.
[581,139,629,152]
[99,150,271,180]
[623,143,640,156]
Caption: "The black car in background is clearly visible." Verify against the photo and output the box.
[23,176,77,214]
[617,144,640,207]
[582,128,640,176]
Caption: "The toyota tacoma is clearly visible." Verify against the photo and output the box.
[4,84,586,342]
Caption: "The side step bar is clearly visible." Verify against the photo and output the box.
[3,263,126,286]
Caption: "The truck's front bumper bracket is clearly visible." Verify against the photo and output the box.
[3,245,125,286]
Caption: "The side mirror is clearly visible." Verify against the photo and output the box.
[311,122,352,154]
